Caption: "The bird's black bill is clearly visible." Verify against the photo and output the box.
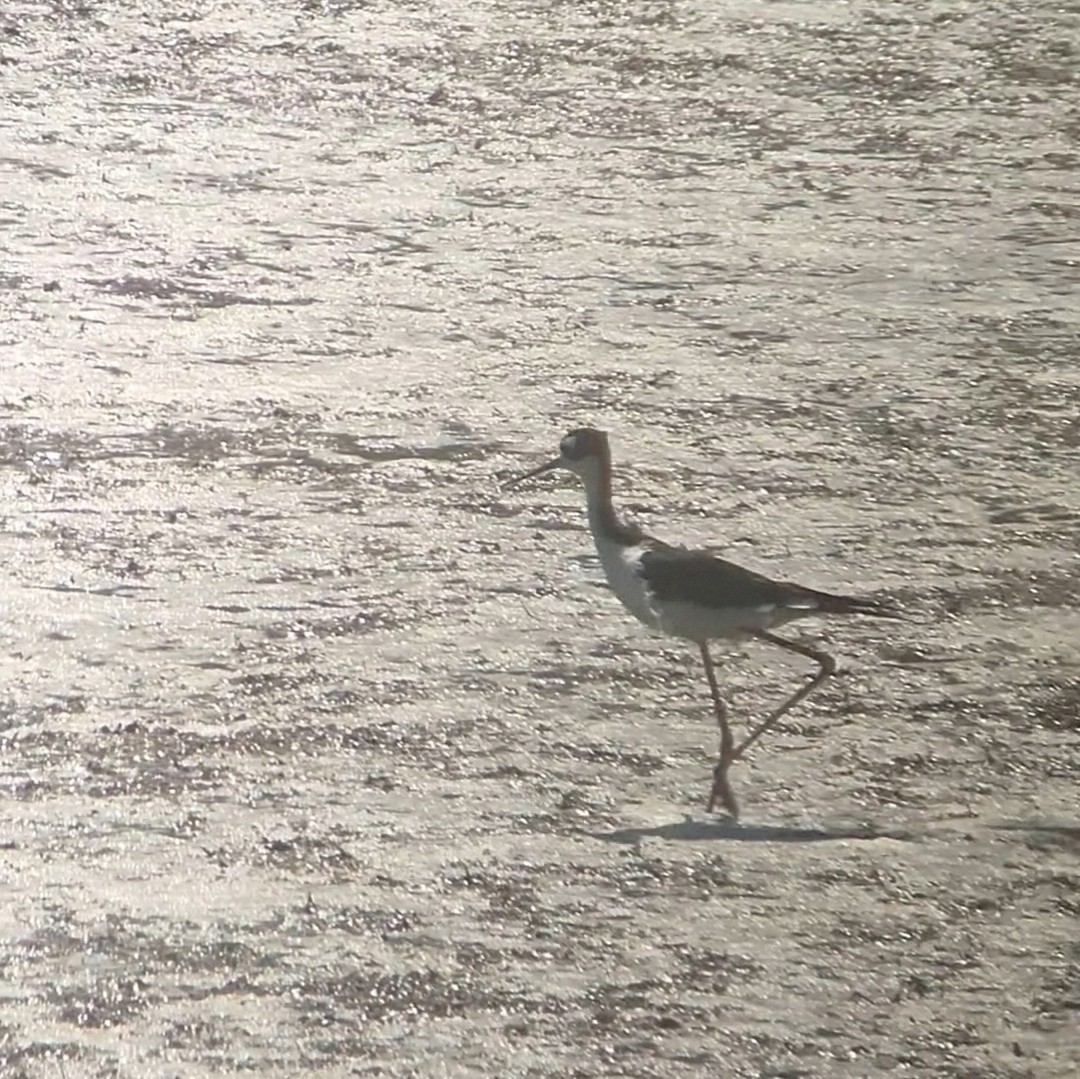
[501,457,561,490]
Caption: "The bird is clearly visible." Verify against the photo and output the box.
[503,426,899,819]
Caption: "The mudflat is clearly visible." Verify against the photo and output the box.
[1,2,1077,1076]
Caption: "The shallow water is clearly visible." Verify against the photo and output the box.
[2,1,1078,1076]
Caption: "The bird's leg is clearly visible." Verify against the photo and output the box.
[698,642,739,819]
[733,631,837,761]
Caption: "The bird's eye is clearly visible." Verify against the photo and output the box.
[560,435,579,458]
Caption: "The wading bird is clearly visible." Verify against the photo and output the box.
[504,427,898,819]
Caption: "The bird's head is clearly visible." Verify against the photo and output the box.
[503,427,611,489]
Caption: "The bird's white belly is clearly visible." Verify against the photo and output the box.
[652,599,779,641]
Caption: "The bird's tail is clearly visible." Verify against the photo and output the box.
[811,591,905,619]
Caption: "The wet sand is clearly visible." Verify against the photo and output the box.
[1,1,1078,1075]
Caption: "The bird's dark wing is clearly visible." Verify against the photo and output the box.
[638,544,898,617]
[638,546,805,609]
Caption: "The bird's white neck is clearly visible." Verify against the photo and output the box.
[577,460,640,546]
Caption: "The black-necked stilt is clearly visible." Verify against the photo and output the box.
[504,427,899,820]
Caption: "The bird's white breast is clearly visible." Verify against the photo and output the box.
[592,535,660,630]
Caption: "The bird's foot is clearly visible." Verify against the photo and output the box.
[706,759,740,821]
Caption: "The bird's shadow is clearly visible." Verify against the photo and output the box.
[588,816,916,845]
[988,819,1080,848]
